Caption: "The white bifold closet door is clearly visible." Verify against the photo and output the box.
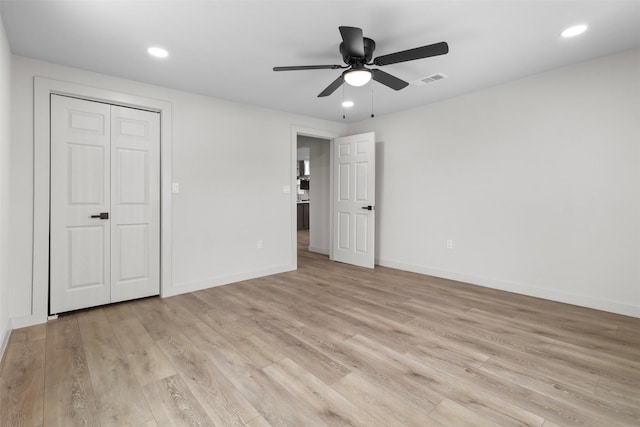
[50,94,160,314]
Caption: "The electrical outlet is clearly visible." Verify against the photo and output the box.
[172,182,180,193]
[446,239,453,249]
[257,240,263,249]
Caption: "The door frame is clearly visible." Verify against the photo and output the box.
[30,77,172,324]
[290,126,339,269]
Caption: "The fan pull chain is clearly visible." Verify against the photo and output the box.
[370,82,375,118]
[342,84,346,120]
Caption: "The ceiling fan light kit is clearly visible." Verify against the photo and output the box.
[343,69,372,87]
[273,26,449,98]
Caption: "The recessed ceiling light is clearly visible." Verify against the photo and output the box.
[561,24,588,38]
[342,100,354,108]
[148,47,169,58]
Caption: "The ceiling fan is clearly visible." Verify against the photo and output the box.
[273,26,449,98]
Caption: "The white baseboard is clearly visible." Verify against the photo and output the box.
[308,246,330,255]
[164,264,296,297]
[376,258,640,318]
[10,314,48,330]
[0,318,12,368]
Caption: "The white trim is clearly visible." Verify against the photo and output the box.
[0,319,10,365]
[290,126,340,268]
[9,314,42,330]
[308,246,330,256]
[32,77,172,323]
[377,258,640,318]
[165,265,295,297]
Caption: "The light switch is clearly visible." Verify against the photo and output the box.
[283,185,291,194]
[172,183,180,194]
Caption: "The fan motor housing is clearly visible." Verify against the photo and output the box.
[340,37,376,64]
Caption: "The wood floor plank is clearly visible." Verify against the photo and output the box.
[348,334,547,426]
[101,300,137,324]
[192,288,242,321]
[616,322,640,342]
[155,332,259,426]
[595,375,640,410]
[0,339,45,427]
[112,317,176,386]
[284,324,444,408]
[6,325,46,348]
[43,317,99,427]
[429,399,500,427]
[199,332,329,426]
[238,316,351,385]
[263,357,382,427]
[231,334,287,369]
[132,298,194,342]
[404,312,606,392]
[142,374,214,427]
[245,414,271,427]
[77,309,156,427]
[332,371,439,426]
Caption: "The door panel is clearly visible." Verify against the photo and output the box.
[355,162,369,201]
[338,212,350,249]
[355,214,368,253]
[50,95,111,313]
[68,144,106,204]
[110,105,160,303]
[117,224,149,281]
[117,148,148,204]
[332,132,376,268]
[67,226,105,288]
[338,163,350,200]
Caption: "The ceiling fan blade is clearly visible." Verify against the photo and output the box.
[371,69,409,91]
[373,41,449,66]
[273,65,344,71]
[339,26,365,58]
[317,76,344,97]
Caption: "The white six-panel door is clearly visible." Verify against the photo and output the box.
[110,105,160,303]
[332,132,376,268]
[50,95,160,314]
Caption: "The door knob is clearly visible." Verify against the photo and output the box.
[361,205,374,211]
[90,212,109,220]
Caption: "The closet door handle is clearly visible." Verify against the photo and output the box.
[90,212,109,220]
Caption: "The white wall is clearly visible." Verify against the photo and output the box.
[9,55,347,323]
[349,49,640,317]
[7,49,638,325]
[0,11,12,354]
[297,136,331,254]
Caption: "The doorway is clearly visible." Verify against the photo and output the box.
[290,128,377,270]
[296,135,331,260]
[49,94,160,314]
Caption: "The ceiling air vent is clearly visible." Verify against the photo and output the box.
[411,73,448,87]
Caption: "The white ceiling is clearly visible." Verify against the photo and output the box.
[1,1,639,122]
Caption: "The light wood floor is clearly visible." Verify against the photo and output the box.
[1,231,639,426]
